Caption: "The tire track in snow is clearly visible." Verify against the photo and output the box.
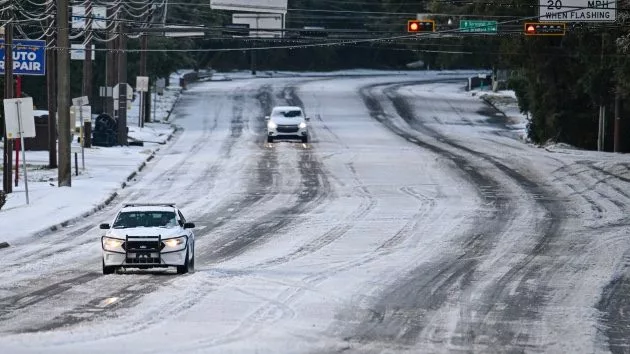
[387,83,567,350]
[332,81,563,352]
[201,83,333,263]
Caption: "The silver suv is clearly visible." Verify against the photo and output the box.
[265,106,310,143]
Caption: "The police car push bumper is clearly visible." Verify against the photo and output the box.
[102,234,189,267]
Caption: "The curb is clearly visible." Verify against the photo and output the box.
[30,90,185,239]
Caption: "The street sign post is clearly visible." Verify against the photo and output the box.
[539,0,616,22]
[3,97,35,204]
[459,20,498,33]
[71,96,89,170]
[136,76,149,128]
[0,39,46,76]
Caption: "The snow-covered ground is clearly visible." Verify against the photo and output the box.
[1,70,629,354]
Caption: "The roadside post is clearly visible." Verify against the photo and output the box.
[155,78,166,122]
[72,96,90,170]
[3,97,36,204]
[136,76,149,127]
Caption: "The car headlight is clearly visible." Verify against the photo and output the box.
[102,237,124,252]
[267,121,277,129]
[163,236,187,252]
[298,122,307,129]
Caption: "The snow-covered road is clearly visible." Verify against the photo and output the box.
[2,73,630,353]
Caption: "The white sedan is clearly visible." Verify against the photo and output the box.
[265,105,310,143]
[100,203,195,274]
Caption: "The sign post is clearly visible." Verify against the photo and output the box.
[72,96,89,170]
[136,76,149,127]
[3,97,36,204]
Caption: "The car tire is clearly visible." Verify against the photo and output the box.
[301,136,308,143]
[176,249,190,274]
[267,136,274,143]
[102,259,116,275]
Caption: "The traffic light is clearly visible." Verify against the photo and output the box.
[407,20,435,33]
[524,22,566,36]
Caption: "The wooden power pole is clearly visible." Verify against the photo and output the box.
[105,4,117,116]
[57,0,71,186]
[3,21,14,193]
[82,0,93,102]
[47,10,57,168]
[139,33,148,124]
[117,19,128,146]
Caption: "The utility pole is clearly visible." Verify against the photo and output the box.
[46,10,57,168]
[57,0,71,186]
[105,4,117,116]
[597,33,606,152]
[3,21,14,193]
[251,48,257,76]
[117,19,128,145]
[82,0,93,102]
[614,87,622,152]
[139,33,148,124]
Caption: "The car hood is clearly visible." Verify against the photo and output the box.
[270,117,304,125]
[105,227,184,239]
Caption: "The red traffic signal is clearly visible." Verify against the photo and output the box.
[524,22,566,36]
[407,20,435,33]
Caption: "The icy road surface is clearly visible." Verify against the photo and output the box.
[2,74,630,353]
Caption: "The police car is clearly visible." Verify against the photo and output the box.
[100,203,195,274]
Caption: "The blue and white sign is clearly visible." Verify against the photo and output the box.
[0,39,46,76]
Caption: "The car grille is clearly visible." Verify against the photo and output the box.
[124,236,163,264]
[277,125,299,133]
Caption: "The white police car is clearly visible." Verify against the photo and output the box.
[100,203,195,274]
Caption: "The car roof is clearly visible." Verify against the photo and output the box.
[120,206,177,213]
[272,106,302,112]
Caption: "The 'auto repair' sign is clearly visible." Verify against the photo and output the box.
[0,39,46,76]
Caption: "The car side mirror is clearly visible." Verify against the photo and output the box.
[99,223,110,229]
[265,116,270,121]
[183,222,195,229]
[305,117,311,121]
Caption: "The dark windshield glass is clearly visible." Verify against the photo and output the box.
[112,211,177,228]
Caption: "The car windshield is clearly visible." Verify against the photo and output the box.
[272,109,302,118]
[112,211,178,228]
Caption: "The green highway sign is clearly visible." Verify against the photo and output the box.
[459,20,498,33]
